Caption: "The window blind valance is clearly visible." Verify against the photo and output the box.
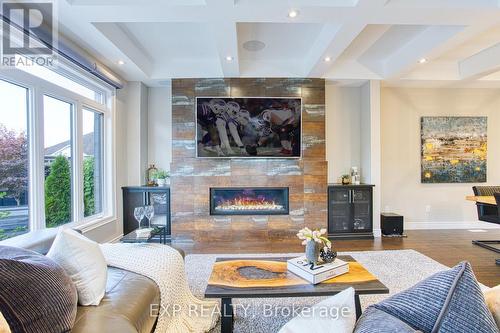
[1,14,124,89]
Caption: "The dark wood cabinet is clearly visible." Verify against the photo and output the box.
[328,184,374,239]
[122,186,171,241]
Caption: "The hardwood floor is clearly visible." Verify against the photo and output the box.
[174,229,500,287]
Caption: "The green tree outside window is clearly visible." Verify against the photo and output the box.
[45,155,71,227]
[83,156,95,217]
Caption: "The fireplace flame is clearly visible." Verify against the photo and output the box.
[215,196,284,211]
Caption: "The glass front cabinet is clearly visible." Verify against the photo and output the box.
[327,184,374,239]
[122,186,171,242]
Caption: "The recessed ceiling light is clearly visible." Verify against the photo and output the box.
[324,56,331,62]
[288,10,298,18]
[226,56,233,61]
[117,60,125,65]
[418,58,427,64]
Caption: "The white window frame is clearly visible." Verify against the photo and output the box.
[0,60,116,235]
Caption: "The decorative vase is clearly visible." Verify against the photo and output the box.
[146,164,158,186]
[157,178,166,187]
[305,241,320,265]
[320,247,337,263]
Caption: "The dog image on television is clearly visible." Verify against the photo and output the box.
[196,97,301,157]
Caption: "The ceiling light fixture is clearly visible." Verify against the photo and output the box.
[288,10,298,18]
[418,58,427,64]
[226,56,233,61]
[117,60,125,65]
[324,56,331,62]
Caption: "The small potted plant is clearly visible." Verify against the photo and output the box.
[341,174,351,185]
[154,169,170,187]
[297,228,335,265]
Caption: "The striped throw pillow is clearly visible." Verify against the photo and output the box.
[369,262,498,333]
[0,246,78,333]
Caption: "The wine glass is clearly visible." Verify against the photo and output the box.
[134,207,145,230]
[144,205,155,228]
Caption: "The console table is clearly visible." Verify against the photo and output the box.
[122,186,171,242]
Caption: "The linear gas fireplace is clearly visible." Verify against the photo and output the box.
[210,187,289,216]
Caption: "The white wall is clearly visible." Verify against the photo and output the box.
[326,83,362,182]
[326,81,381,236]
[148,87,172,171]
[121,82,149,185]
[140,83,149,179]
[381,87,500,229]
[360,82,372,184]
[364,81,382,235]
[107,84,130,241]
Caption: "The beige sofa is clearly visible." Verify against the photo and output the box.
[2,230,183,333]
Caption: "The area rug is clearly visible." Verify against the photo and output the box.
[185,250,450,333]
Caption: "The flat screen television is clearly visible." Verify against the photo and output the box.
[196,97,301,158]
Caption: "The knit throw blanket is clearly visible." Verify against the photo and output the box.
[100,243,219,333]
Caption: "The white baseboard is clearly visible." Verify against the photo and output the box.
[405,221,500,230]
[373,229,382,237]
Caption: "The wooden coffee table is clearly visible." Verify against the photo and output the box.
[204,255,389,333]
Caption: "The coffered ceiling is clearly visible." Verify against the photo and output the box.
[57,0,500,86]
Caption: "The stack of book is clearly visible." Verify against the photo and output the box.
[135,228,153,238]
[287,257,349,284]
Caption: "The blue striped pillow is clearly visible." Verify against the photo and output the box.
[372,262,498,333]
[354,307,421,333]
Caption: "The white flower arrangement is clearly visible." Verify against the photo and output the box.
[296,227,332,249]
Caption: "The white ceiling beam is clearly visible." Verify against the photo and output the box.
[235,0,359,6]
[210,21,241,77]
[93,23,154,77]
[69,0,205,5]
[303,23,344,77]
[357,0,391,7]
[64,4,500,26]
[325,60,384,80]
[56,0,152,81]
[337,24,391,61]
[205,0,240,77]
[412,24,497,63]
[304,0,389,77]
[383,25,464,78]
[385,0,499,9]
[459,42,500,79]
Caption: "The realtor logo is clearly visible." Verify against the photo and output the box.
[1,0,57,67]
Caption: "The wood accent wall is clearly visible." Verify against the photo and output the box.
[170,78,327,242]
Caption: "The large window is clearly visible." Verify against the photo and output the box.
[0,59,114,240]
[0,80,29,240]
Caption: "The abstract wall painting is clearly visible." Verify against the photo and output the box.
[421,116,487,183]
